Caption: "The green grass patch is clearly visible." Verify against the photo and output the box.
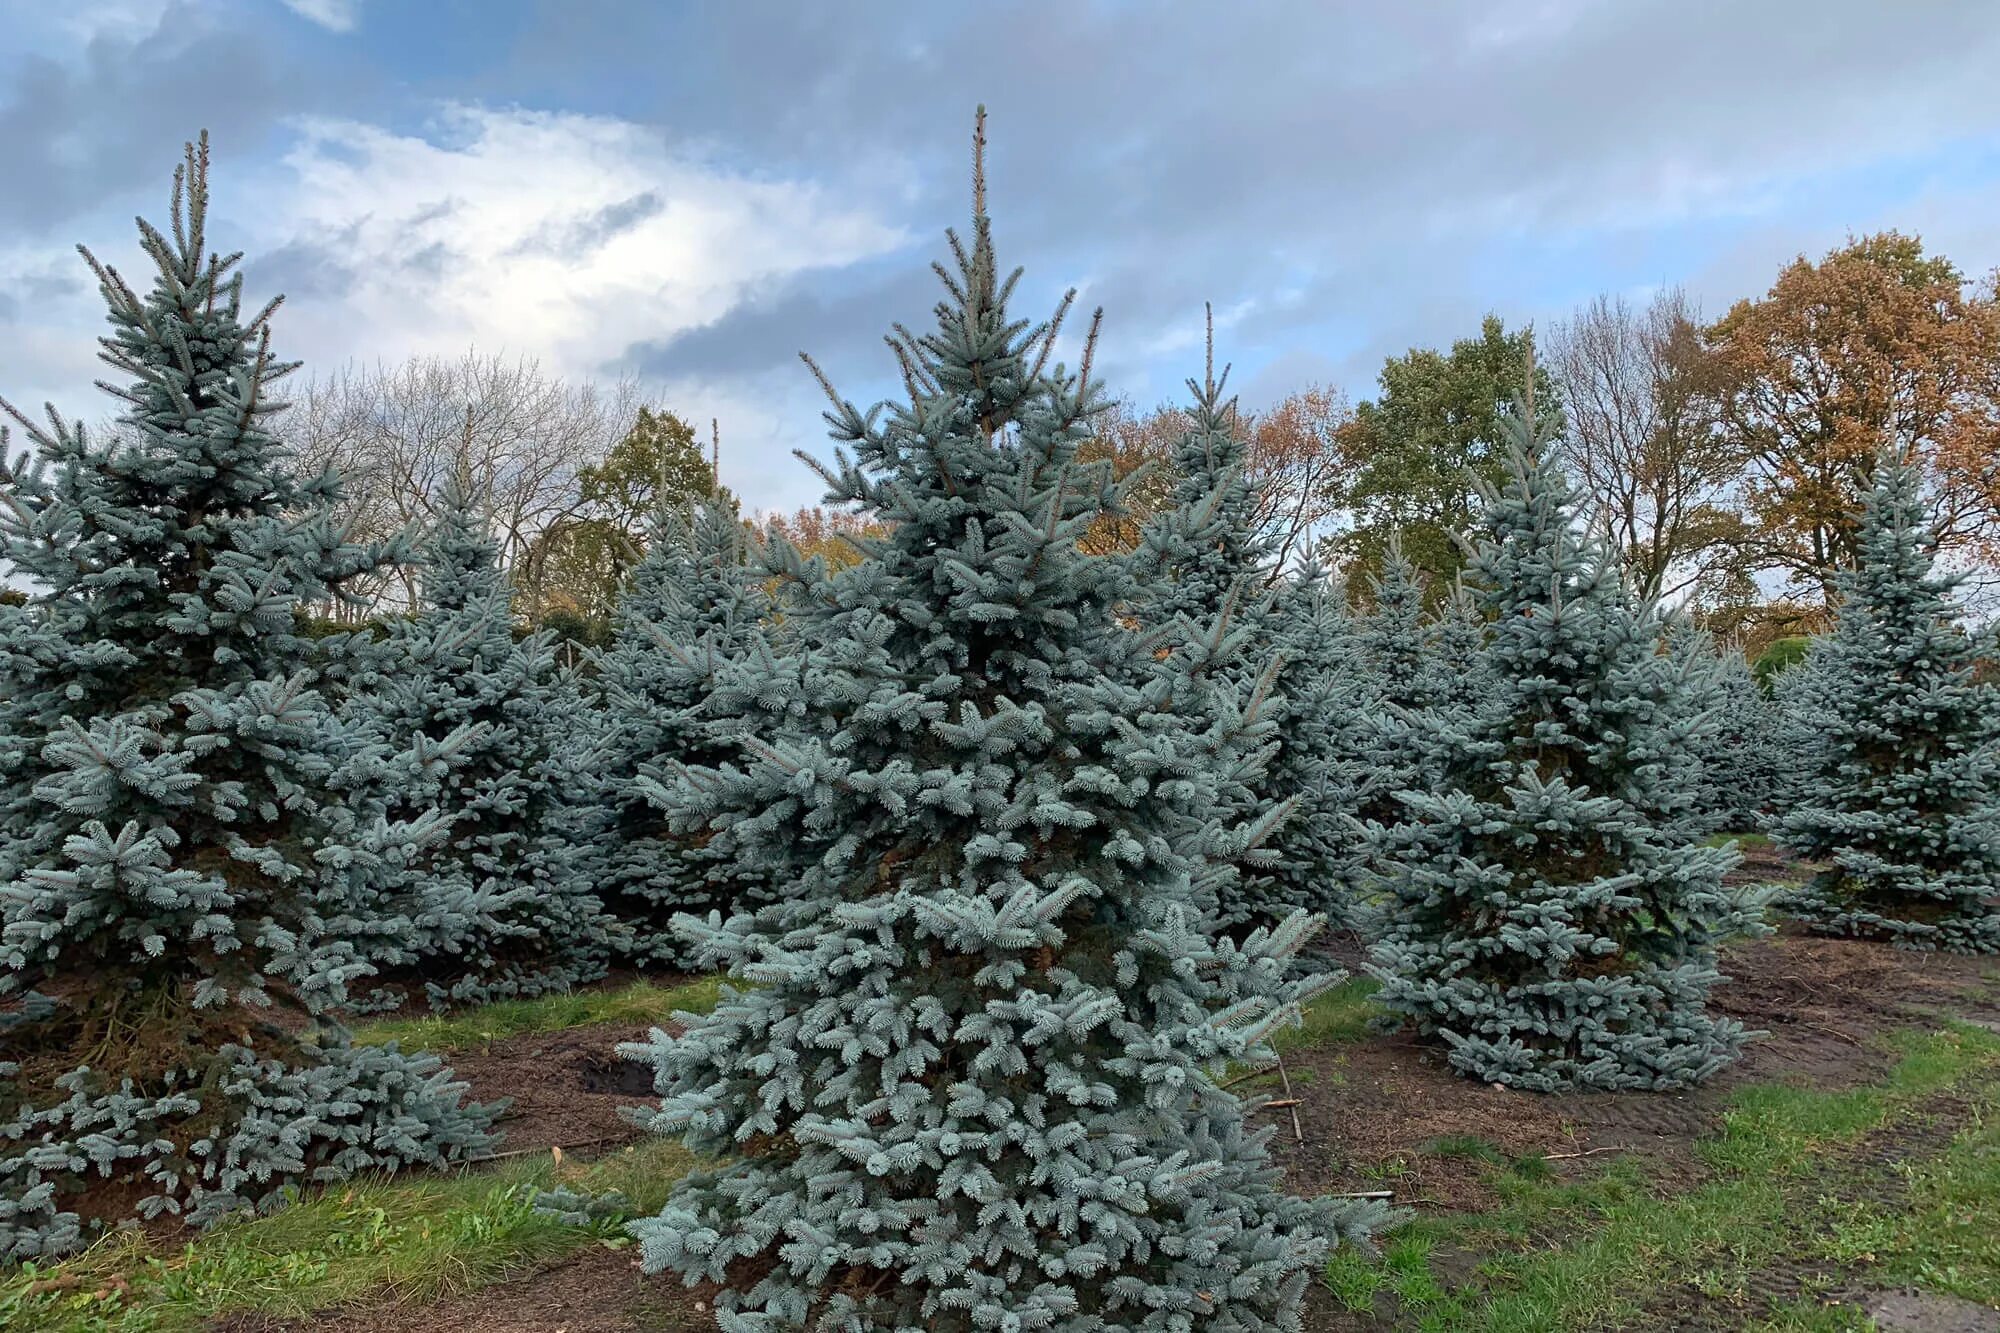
[1273,974,1380,1053]
[0,1139,692,1333]
[352,975,726,1052]
[1705,830,1773,850]
[1321,1023,2000,1331]
[1818,1082,2000,1305]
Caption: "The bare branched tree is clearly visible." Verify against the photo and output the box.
[1547,289,1749,603]
[286,352,647,616]
[1240,384,1352,572]
[1076,387,1351,572]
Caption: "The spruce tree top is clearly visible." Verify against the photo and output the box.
[0,135,403,1016]
[1131,309,1276,631]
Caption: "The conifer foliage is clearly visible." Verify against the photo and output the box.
[1129,317,1365,928]
[1365,403,1763,1092]
[1776,452,2000,952]
[357,484,613,1005]
[612,115,1379,1330]
[1683,639,1778,834]
[0,138,493,1258]
[1261,562,1373,925]
[584,494,769,965]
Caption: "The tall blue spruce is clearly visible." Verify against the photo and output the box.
[1129,313,1354,929]
[584,493,770,966]
[0,138,494,1258]
[1263,561,1375,925]
[611,113,1381,1330]
[357,484,614,1006]
[1776,451,2000,952]
[1365,395,1764,1091]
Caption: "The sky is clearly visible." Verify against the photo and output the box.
[6,0,2000,517]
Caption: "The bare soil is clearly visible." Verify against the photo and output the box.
[448,1022,665,1159]
[207,929,2000,1333]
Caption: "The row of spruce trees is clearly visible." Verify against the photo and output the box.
[5,127,1999,1328]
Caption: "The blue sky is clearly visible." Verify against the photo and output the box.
[6,0,2000,516]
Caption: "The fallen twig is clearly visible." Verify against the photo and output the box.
[1275,1052,1304,1145]
[1540,1145,1623,1162]
[469,1134,626,1164]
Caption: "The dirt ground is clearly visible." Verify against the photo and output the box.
[214,925,2000,1333]
[447,1022,664,1160]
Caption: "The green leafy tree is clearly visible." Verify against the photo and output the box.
[524,406,719,629]
[1365,402,1764,1091]
[1775,450,2000,951]
[1330,317,1561,590]
[595,117,1382,1329]
[0,138,494,1257]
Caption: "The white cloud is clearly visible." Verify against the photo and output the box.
[1,102,911,514]
[256,104,908,386]
[279,0,360,33]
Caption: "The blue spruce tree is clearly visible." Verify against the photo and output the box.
[609,115,1382,1330]
[1421,577,1490,718]
[1769,636,1841,819]
[1682,639,1778,835]
[584,493,770,966]
[1365,400,1764,1091]
[1350,538,1433,831]
[1776,451,2000,952]
[1261,562,1374,926]
[357,483,614,1006]
[1129,314,1354,930]
[1354,537,1429,711]
[0,138,494,1258]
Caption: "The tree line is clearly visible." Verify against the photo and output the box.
[280,228,2000,664]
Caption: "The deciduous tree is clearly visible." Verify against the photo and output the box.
[1709,232,2000,602]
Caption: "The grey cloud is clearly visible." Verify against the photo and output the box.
[625,261,941,382]
[479,0,2000,446]
[0,3,353,232]
[508,192,667,258]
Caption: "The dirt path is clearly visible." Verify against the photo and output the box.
[215,931,2000,1332]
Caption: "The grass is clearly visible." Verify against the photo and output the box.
[0,1139,693,1333]
[0,976,731,1331]
[1321,1023,2000,1331]
[13,966,1995,1331]
[351,974,726,1051]
[1706,829,1774,850]
[1817,1082,2000,1306]
[1275,974,1381,1053]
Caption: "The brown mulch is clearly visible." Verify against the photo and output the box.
[203,926,2000,1332]
[447,1022,665,1160]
